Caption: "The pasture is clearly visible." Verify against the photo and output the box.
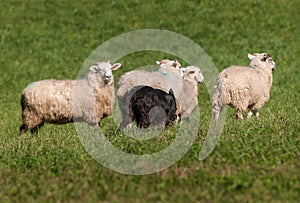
[0,0,299,202]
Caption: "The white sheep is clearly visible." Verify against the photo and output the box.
[20,61,121,135]
[211,53,276,121]
[116,59,183,99]
[179,66,205,118]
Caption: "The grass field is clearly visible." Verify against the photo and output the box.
[0,0,299,202]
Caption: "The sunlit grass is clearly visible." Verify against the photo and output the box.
[0,0,299,202]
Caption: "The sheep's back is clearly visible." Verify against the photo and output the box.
[218,66,269,104]
[117,70,183,98]
[22,80,75,122]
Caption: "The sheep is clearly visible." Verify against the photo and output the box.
[128,86,177,128]
[211,53,276,121]
[117,63,204,128]
[116,59,183,99]
[179,66,205,118]
[19,61,121,135]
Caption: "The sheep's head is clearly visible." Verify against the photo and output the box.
[248,53,276,71]
[182,66,205,83]
[156,59,181,69]
[90,61,122,85]
[156,59,184,76]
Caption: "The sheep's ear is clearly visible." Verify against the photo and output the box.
[248,53,256,60]
[261,53,270,61]
[156,61,160,65]
[112,63,121,71]
[107,60,112,64]
[90,65,98,72]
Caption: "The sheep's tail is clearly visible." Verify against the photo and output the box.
[211,76,226,122]
[20,93,26,112]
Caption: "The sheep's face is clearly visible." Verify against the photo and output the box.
[248,53,276,71]
[156,59,181,69]
[90,61,122,85]
[182,66,205,83]
[263,55,276,71]
[156,59,184,76]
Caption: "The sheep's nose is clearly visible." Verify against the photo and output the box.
[272,63,276,71]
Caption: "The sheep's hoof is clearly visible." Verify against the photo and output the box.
[94,124,100,130]
[19,131,27,136]
[237,115,244,120]
[19,124,27,136]
[120,123,133,130]
[247,111,253,118]
[248,111,259,118]
[236,114,244,119]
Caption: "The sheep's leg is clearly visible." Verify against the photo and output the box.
[120,113,133,129]
[175,115,181,124]
[31,126,39,135]
[251,102,264,118]
[236,109,244,119]
[21,109,43,135]
[169,114,180,126]
[19,124,28,136]
[213,109,220,121]
[247,109,259,118]
[247,105,254,118]
[119,98,134,129]
[212,105,223,122]
[93,123,100,129]
[235,100,249,119]
[249,101,262,118]
[30,121,44,135]
[120,108,134,129]
[247,110,253,118]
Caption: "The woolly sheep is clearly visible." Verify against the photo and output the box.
[116,59,183,99]
[128,86,177,128]
[211,53,276,121]
[20,61,121,135]
[179,66,205,118]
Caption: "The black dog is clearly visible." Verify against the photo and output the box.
[128,86,177,128]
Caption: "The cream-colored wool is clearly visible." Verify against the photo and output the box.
[20,61,121,135]
[116,59,183,98]
[211,53,276,121]
[179,66,204,118]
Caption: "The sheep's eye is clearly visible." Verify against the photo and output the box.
[261,56,267,62]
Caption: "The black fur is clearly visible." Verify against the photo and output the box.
[128,86,177,128]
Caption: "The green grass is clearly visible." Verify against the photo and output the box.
[0,0,299,202]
